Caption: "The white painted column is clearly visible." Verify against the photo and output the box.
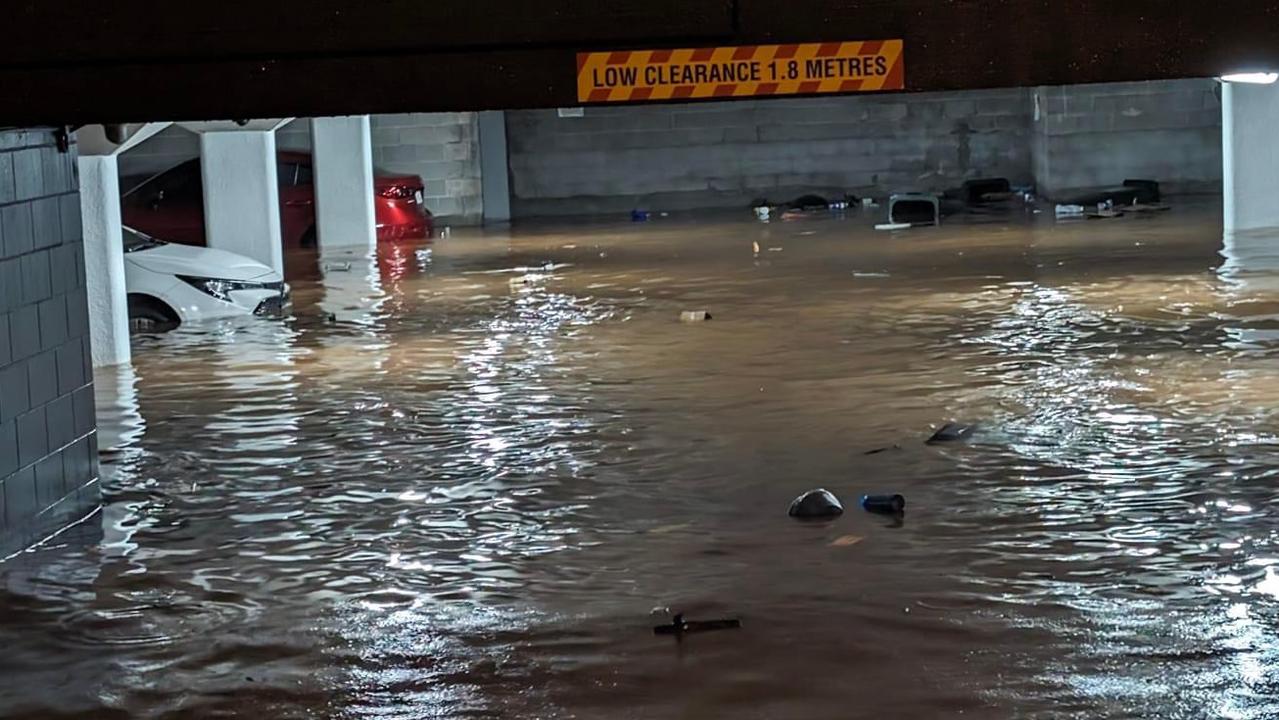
[311,116,377,250]
[77,155,131,368]
[199,131,284,274]
[478,111,512,224]
[1223,81,1279,233]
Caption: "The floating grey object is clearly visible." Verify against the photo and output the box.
[788,489,844,518]
[927,422,977,444]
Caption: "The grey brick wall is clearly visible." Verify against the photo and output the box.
[507,79,1222,216]
[0,128,100,559]
[369,113,483,226]
[1033,79,1222,197]
[119,115,485,226]
[506,89,1036,217]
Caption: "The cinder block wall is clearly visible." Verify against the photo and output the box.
[0,128,100,558]
[1033,79,1222,197]
[369,114,483,226]
[506,89,1036,217]
[507,79,1222,217]
[119,115,484,226]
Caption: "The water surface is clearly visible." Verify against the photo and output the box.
[4,202,1279,719]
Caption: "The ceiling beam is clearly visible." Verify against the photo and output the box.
[3,0,1279,125]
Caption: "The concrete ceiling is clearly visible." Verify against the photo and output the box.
[3,0,1279,125]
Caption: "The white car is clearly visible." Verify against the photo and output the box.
[123,226,289,331]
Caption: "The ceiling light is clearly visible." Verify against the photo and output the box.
[1220,72,1279,85]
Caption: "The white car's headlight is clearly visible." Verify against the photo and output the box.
[177,275,285,303]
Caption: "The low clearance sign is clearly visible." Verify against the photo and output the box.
[576,40,904,103]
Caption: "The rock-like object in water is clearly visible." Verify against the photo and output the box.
[927,422,977,444]
[788,489,844,518]
[680,310,712,322]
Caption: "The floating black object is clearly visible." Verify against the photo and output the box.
[927,422,976,444]
[1122,179,1161,203]
[1061,181,1160,208]
[788,194,829,211]
[861,494,906,514]
[889,193,941,226]
[961,178,1012,205]
[654,613,742,636]
[788,489,844,518]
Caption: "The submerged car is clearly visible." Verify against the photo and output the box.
[124,226,289,331]
[120,151,434,249]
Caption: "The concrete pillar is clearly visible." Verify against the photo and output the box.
[311,116,377,250]
[478,111,512,224]
[75,123,171,370]
[199,130,284,275]
[1223,81,1279,233]
[77,155,131,368]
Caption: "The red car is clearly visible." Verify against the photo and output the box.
[121,151,434,248]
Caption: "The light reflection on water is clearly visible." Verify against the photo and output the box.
[4,205,1279,718]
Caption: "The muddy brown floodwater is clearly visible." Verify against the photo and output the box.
[4,202,1279,719]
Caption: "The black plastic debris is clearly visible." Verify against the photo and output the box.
[788,194,830,211]
[654,613,742,636]
[861,494,906,514]
[788,489,844,518]
[1123,179,1161,203]
[961,178,1012,205]
[926,422,977,444]
[888,193,941,226]
[1061,180,1160,208]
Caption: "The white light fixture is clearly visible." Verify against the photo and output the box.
[1219,72,1279,85]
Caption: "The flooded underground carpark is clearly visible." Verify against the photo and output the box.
[5,76,1279,719]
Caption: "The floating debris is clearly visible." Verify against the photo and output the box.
[927,422,977,444]
[654,613,742,636]
[829,534,865,547]
[789,489,844,518]
[861,494,906,515]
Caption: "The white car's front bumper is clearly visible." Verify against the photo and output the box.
[152,273,289,323]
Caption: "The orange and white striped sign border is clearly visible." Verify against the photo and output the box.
[576,40,904,104]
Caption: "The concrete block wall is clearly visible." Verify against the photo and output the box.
[119,116,484,226]
[1033,79,1222,197]
[0,128,100,559]
[506,78,1222,217]
[505,89,1036,217]
[370,113,483,225]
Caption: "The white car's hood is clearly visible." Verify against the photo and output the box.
[126,243,280,283]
